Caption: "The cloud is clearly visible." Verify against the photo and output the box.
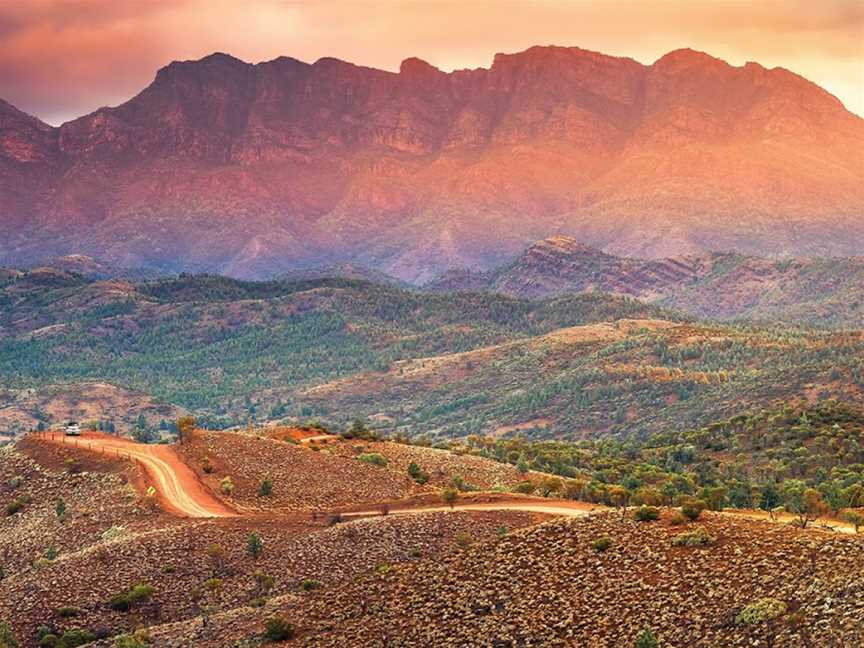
[0,0,861,124]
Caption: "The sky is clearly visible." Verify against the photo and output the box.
[1,0,862,125]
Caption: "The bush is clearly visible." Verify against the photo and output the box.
[264,617,295,641]
[672,526,715,547]
[108,583,154,612]
[259,478,273,497]
[247,531,263,559]
[55,629,97,648]
[113,632,149,648]
[680,499,706,521]
[454,532,473,549]
[7,476,22,489]
[299,579,321,592]
[57,607,79,618]
[407,462,429,485]
[220,477,235,496]
[357,453,388,467]
[736,598,787,626]
[513,481,535,495]
[441,487,459,509]
[592,537,613,553]
[668,512,687,526]
[200,456,214,474]
[634,628,659,648]
[5,499,23,516]
[633,506,660,522]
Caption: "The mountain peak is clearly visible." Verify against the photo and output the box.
[652,48,727,72]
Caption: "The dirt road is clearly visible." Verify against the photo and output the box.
[36,432,234,518]
[344,499,601,519]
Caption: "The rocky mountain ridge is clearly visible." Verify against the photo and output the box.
[1,45,862,281]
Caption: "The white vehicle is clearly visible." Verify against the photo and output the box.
[65,422,81,436]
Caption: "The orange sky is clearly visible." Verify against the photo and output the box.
[1,0,862,125]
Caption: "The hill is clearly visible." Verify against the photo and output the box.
[2,414,864,646]
[1,46,862,281]
[0,273,676,434]
[426,235,864,328]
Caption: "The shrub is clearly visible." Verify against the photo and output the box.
[200,456,214,474]
[592,537,613,553]
[7,476,22,489]
[44,547,59,561]
[736,598,787,626]
[264,617,295,641]
[5,499,23,516]
[357,453,388,467]
[441,487,459,509]
[108,583,154,612]
[56,629,97,648]
[454,532,473,549]
[633,506,660,522]
[247,531,263,559]
[299,578,321,592]
[513,481,535,495]
[54,498,66,521]
[680,499,706,521]
[64,458,81,475]
[113,632,149,648]
[220,477,235,496]
[449,475,477,492]
[634,628,659,648]
[407,462,429,484]
[672,526,715,547]
[668,512,687,526]
[537,477,563,497]
[0,620,18,648]
[259,478,273,497]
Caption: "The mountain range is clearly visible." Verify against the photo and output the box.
[1,46,862,282]
[428,235,864,327]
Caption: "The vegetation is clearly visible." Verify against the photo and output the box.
[736,598,787,626]
[247,532,263,559]
[592,537,613,553]
[0,620,17,648]
[357,453,388,467]
[441,487,459,509]
[263,617,295,641]
[634,629,659,648]
[108,582,155,612]
[634,506,660,522]
[671,526,715,547]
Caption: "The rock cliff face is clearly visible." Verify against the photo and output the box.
[1,46,862,281]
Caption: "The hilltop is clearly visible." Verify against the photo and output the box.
[427,236,864,328]
[1,46,862,281]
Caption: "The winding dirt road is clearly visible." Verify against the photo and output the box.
[36,431,234,518]
[29,432,858,533]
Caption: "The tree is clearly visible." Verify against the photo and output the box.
[247,531,263,559]
[442,487,459,509]
[703,486,727,512]
[782,481,828,528]
[608,485,631,519]
[176,416,196,443]
[842,509,863,534]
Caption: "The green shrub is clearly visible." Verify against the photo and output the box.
[108,582,154,612]
[220,477,235,496]
[264,617,295,641]
[56,607,79,618]
[634,628,659,648]
[258,478,273,497]
[44,547,59,561]
[454,532,473,549]
[633,506,660,522]
[513,481,535,495]
[5,499,23,516]
[357,453,388,467]
[407,462,429,484]
[680,499,706,521]
[672,526,715,547]
[299,579,321,592]
[592,537,613,553]
[247,531,263,559]
[736,598,787,625]
[114,633,149,648]
[56,629,97,648]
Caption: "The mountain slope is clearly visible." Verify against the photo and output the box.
[1,46,862,281]
[427,236,864,327]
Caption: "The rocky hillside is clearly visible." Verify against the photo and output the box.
[1,46,862,281]
[427,236,864,327]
